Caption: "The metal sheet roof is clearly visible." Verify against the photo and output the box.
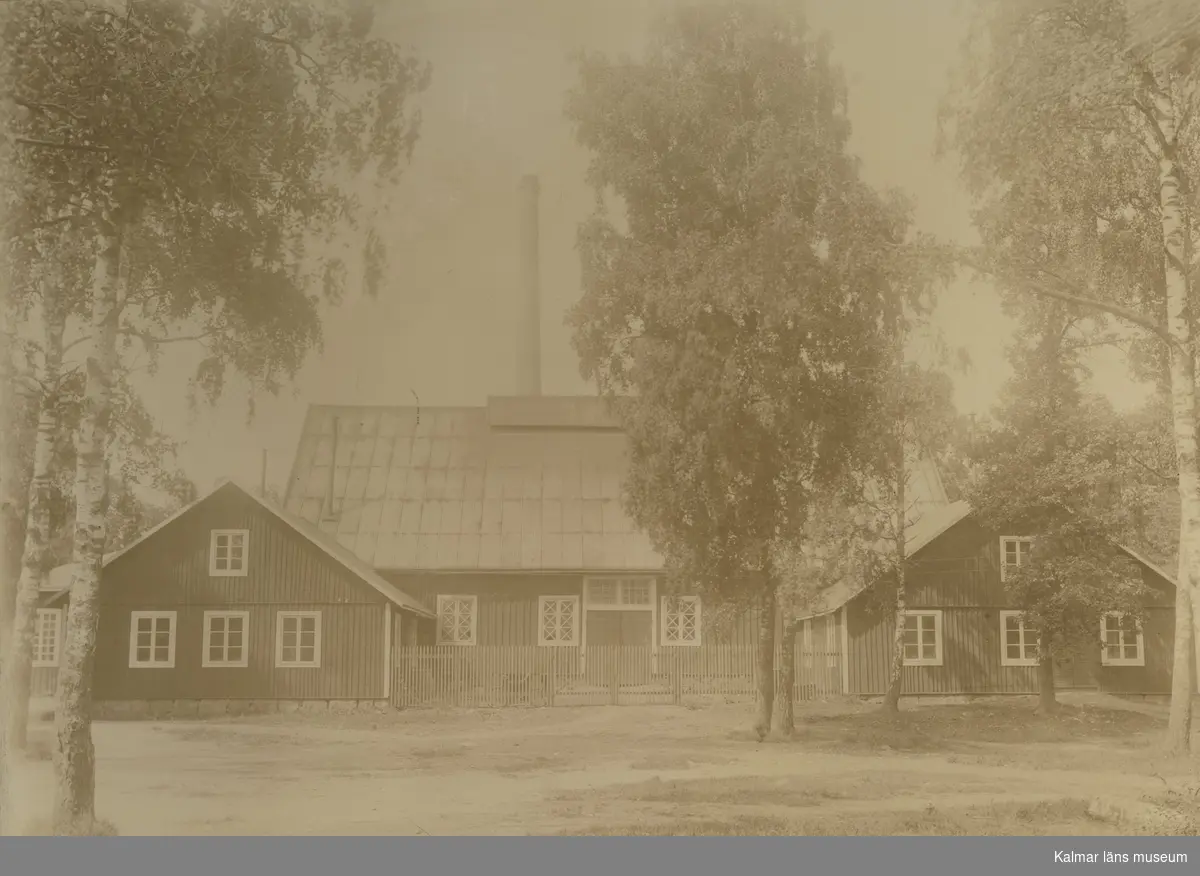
[283,397,954,573]
[795,500,973,618]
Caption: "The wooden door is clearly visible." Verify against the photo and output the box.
[586,610,652,646]
[586,611,654,687]
[1053,639,1097,690]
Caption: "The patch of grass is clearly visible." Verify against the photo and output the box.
[555,798,1143,836]
[561,771,1008,809]
[560,814,795,836]
[789,703,1161,752]
[569,775,849,807]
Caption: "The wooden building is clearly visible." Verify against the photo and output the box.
[795,502,1184,698]
[32,176,1184,710]
[41,480,435,715]
[279,395,950,659]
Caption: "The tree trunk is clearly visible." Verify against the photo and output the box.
[882,582,906,713]
[1150,74,1200,755]
[53,214,122,833]
[1166,516,1193,752]
[753,573,776,741]
[0,291,66,756]
[882,415,908,714]
[775,608,795,738]
[1037,637,1057,714]
[0,17,19,830]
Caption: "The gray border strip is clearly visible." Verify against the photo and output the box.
[0,837,1196,875]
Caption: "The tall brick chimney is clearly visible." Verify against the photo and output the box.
[515,174,542,397]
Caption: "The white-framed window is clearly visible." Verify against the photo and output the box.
[129,611,177,668]
[209,529,250,577]
[202,610,250,668]
[32,608,62,668]
[661,595,702,646]
[999,536,1032,582]
[436,595,478,646]
[1100,612,1144,667]
[275,611,321,668]
[999,610,1039,667]
[583,577,654,610]
[901,610,943,667]
[538,596,579,646]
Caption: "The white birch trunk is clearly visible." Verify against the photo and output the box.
[882,457,907,713]
[0,20,22,829]
[1168,513,1193,751]
[1150,76,1200,753]
[0,289,67,760]
[52,214,122,832]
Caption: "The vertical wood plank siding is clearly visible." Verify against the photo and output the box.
[845,517,1179,696]
[385,573,763,648]
[92,486,392,701]
[95,602,384,701]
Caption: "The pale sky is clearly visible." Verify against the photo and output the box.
[137,0,1154,496]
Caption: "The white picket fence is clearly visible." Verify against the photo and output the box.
[391,644,843,708]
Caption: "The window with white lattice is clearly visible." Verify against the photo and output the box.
[1000,610,1039,667]
[203,611,250,668]
[129,611,177,668]
[901,610,943,666]
[275,611,321,668]
[1100,612,1144,667]
[33,608,62,667]
[583,577,654,610]
[661,595,701,646]
[999,536,1032,582]
[209,529,249,576]
[538,596,579,646]
[437,595,477,645]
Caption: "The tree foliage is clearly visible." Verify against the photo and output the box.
[5,0,430,399]
[567,1,938,601]
[1,0,429,832]
[965,305,1156,699]
[943,0,1200,748]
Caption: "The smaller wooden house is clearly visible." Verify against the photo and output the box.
[796,502,1187,699]
[40,480,435,716]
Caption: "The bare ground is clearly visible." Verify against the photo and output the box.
[12,692,1200,835]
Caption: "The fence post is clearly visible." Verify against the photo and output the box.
[609,648,619,705]
[547,649,556,707]
[672,654,682,705]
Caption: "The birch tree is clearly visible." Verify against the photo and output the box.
[567,1,932,740]
[942,0,1200,752]
[966,302,1157,714]
[0,228,192,763]
[3,0,428,832]
[0,227,76,757]
[870,365,958,713]
[772,479,886,735]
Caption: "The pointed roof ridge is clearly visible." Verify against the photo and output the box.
[45,480,433,618]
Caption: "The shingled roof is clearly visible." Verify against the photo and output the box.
[282,396,953,573]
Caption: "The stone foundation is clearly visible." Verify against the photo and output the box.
[93,698,392,720]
